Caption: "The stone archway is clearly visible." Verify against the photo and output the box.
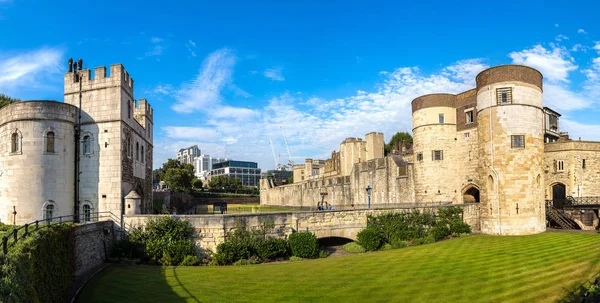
[463,185,480,203]
[551,183,567,208]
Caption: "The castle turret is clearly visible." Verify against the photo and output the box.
[365,132,384,160]
[411,94,460,203]
[476,65,545,235]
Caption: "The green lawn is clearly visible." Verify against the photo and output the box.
[79,232,600,303]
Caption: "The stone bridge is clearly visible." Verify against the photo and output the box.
[124,204,479,252]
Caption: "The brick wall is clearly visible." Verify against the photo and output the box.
[73,221,115,277]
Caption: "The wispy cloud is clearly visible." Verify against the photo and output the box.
[185,40,196,57]
[555,34,569,42]
[151,37,164,43]
[0,47,64,94]
[578,29,587,34]
[152,84,173,95]
[264,67,285,81]
[509,44,577,83]
[188,40,196,47]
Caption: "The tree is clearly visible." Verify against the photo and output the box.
[158,159,195,193]
[192,178,203,189]
[384,132,413,155]
[0,94,20,110]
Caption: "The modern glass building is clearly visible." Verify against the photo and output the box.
[211,160,261,187]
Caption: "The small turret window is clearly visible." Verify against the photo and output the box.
[511,135,525,149]
[11,132,20,153]
[46,131,55,153]
[432,150,443,161]
[416,153,423,161]
[496,87,513,105]
[465,110,474,124]
[83,135,91,154]
[438,114,445,124]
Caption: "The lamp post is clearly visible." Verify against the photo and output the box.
[71,58,84,223]
[366,185,372,209]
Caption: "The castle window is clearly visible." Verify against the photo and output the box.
[511,135,525,149]
[81,201,94,222]
[557,160,565,172]
[128,100,131,119]
[417,153,423,161]
[46,131,55,153]
[432,150,443,161]
[496,87,513,105]
[136,142,139,161]
[141,145,144,163]
[465,110,474,124]
[582,159,586,169]
[11,132,20,153]
[464,132,470,138]
[42,201,57,223]
[439,114,445,124]
[83,135,91,155]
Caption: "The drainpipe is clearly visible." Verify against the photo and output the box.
[488,86,501,235]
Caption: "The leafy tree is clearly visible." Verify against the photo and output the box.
[0,94,20,109]
[384,132,413,155]
[192,178,203,189]
[209,175,244,193]
[162,161,195,193]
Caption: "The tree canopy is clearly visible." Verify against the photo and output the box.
[209,175,243,193]
[0,94,20,109]
[155,159,195,193]
[384,132,413,155]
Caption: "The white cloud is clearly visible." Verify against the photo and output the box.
[0,47,64,93]
[145,45,163,57]
[578,29,587,34]
[571,44,587,52]
[162,126,221,141]
[151,37,164,43]
[509,44,577,83]
[188,40,196,47]
[185,41,197,57]
[152,84,173,95]
[555,23,560,27]
[561,118,600,141]
[555,34,569,42]
[263,67,285,81]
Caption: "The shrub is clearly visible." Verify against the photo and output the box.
[142,216,196,265]
[422,234,435,244]
[381,243,393,251]
[450,221,472,236]
[412,237,425,246]
[319,249,330,258]
[289,256,304,262]
[357,227,383,251]
[428,224,451,241]
[256,238,290,261]
[0,224,74,303]
[180,255,200,266]
[390,237,409,249]
[213,241,251,265]
[288,232,319,259]
[343,242,366,253]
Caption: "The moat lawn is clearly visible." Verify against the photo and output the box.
[79,232,600,303]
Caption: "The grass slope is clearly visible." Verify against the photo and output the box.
[80,232,600,303]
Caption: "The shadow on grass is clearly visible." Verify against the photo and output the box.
[77,264,188,303]
[170,266,201,303]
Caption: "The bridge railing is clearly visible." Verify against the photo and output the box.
[0,212,116,255]
[569,196,600,206]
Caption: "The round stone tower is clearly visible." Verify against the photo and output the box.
[476,65,546,235]
[411,94,460,203]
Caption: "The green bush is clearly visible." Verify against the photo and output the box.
[289,256,304,262]
[180,255,200,266]
[343,242,366,253]
[381,243,393,250]
[233,256,260,266]
[288,232,319,258]
[141,216,196,265]
[428,224,451,241]
[319,249,330,258]
[256,238,290,261]
[357,227,383,251]
[450,221,472,236]
[390,237,409,249]
[0,224,74,303]
[214,241,251,265]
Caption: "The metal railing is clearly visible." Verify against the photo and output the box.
[568,196,600,206]
[1,212,117,255]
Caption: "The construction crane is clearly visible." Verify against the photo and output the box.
[280,125,293,169]
[269,138,279,170]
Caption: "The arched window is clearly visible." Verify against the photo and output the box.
[81,201,94,222]
[46,131,55,153]
[83,135,91,155]
[136,142,139,161]
[487,175,494,192]
[42,201,57,223]
[11,132,19,153]
[128,100,131,119]
[141,145,144,163]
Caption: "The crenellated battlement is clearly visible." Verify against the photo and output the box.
[134,98,154,123]
[64,61,134,97]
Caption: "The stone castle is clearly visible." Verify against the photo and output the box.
[0,60,153,225]
[261,65,600,235]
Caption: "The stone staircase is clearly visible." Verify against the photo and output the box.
[546,205,577,229]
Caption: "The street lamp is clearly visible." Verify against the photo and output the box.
[366,185,372,209]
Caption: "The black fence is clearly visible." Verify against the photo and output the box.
[547,196,600,209]
[1,212,117,255]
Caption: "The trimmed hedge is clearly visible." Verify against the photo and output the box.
[343,242,366,254]
[0,224,74,303]
[256,238,290,261]
[288,232,319,259]
[357,227,382,251]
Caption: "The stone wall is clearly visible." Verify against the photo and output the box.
[73,221,115,277]
[261,155,414,208]
[544,140,600,198]
[124,204,479,253]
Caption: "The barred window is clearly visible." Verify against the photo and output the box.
[46,131,55,153]
[557,160,565,172]
[496,87,513,105]
[511,135,525,149]
[417,153,423,161]
[432,150,443,161]
[439,114,445,124]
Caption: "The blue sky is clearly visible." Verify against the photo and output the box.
[1,0,600,170]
